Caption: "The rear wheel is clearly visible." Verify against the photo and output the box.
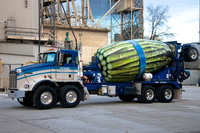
[33,86,57,109]
[157,85,174,102]
[17,97,34,107]
[118,95,136,102]
[59,85,80,108]
[138,85,156,103]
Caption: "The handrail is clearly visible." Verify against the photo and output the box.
[5,26,39,30]
[5,26,50,39]
[25,61,38,66]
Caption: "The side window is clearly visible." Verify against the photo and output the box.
[75,56,78,65]
[63,54,72,64]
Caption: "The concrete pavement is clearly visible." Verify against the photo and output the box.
[0,85,200,133]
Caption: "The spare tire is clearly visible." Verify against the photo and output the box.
[184,47,199,62]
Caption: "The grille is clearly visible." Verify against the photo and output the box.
[9,71,17,89]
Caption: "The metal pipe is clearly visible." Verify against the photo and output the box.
[110,3,112,43]
[66,0,70,24]
[50,1,52,42]
[131,0,133,40]
[120,12,123,41]
[87,0,90,27]
[71,0,79,21]
[142,0,144,38]
[54,1,56,46]
[81,0,85,26]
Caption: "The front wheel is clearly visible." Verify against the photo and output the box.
[59,85,81,108]
[33,86,57,109]
[138,85,156,103]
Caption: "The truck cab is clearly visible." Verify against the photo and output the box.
[8,48,86,109]
[43,49,79,80]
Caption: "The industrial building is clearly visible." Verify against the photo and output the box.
[0,0,144,91]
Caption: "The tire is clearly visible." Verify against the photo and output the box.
[33,86,57,109]
[184,47,199,62]
[17,98,34,107]
[118,95,136,102]
[137,85,156,103]
[156,86,162,102]
[59,85,80,108]
[156,85,174,103]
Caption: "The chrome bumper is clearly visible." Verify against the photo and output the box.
[8,90,25,99]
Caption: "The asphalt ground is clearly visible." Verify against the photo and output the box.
[0,85,200,133]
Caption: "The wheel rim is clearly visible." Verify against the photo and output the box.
[164,89,172,100]
[145,89,154,100]
[66,91,77,103]
[190,49,198,59]
[40,91,53,105]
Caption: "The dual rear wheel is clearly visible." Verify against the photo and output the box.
[59,85,81,108]
[137,85,156,103]
[118,85,174,103]
[156,85,174,102]
[34,85,80,109]
[17,85,81,109]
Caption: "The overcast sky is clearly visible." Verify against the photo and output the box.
[143,0,199,43]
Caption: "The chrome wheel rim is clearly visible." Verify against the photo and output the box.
[190,49,198,59]
[66,91,77,103]
[164,89,172,100]
[145,89,154,100]
[40,91,53,105]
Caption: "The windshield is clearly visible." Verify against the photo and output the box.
[42,53,56,63]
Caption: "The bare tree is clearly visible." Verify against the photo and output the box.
[146,5,174,40]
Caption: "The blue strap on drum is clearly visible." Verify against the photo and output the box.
[128,40,146,79]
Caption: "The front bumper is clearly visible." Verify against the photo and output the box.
[8,89,25,99]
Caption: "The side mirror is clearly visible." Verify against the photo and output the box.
[59,53,64,66]
[39,53,43,63]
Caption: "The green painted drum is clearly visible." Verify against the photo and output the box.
[96,39,174,82]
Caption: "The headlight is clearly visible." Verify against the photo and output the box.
[24,84,29,89]
[16,69,22,73]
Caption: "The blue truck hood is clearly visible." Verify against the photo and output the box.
[14,63,53,76]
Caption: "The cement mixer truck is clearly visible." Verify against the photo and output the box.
[8,39,199,109]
